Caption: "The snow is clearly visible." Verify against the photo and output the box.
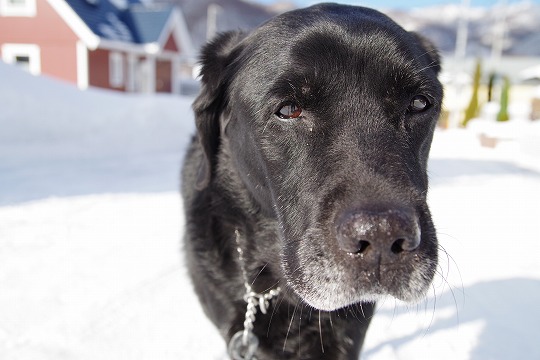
[1,62,540,360]
[0,62,194,204]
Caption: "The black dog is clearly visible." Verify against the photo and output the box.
[182,3,442,359]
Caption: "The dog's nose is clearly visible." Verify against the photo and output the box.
[336,208,421,257]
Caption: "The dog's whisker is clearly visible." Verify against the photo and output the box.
[260,279,282,294]
[412,60,438,76]
[297,303,307,356]
[358,302,366,318]
[283,299,301,352]
[318,310,325,353]
[389,298,398,326]
[267,296,280,337]
[438,244,464,289]
[419,282,438,338]
[434,267,462,329]
[437,243,464,315]
[250,263,268,287]
[268,287,291,337]
[348,304,362,323]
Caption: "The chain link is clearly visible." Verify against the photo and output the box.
[228,230,281,360]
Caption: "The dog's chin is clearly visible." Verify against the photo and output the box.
[296,289,386,312]
[289,283,429,311]
[283,260,436,311]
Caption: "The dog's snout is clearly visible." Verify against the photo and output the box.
[336,208,421,257]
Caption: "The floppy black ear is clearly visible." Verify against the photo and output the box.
[410,32,441,75]
[193,31,245,190]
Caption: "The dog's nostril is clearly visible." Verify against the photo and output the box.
[391,238,405,254]
[352,240,370,255]
[358,240,370,253]
[392,234,421,253]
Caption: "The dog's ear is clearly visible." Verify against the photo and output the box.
[193,31,245,190]
[410,32,441,75]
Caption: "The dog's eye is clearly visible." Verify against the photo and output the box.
[275,103,303,120]
[408,95,431,113]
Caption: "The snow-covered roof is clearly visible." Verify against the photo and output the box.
[49,0,192,53]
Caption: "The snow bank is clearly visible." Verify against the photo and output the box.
[0,62,195,159]
[0,63,195,203]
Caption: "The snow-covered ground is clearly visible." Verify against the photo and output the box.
[1,62,540,360]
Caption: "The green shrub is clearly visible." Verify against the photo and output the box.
[487,72,497,102]
[497,76,510,122]
[462,59,482,127]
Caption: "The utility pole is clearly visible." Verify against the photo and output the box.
[450,0,471,128]
[491,0,507,71]
[207,4,222,41]
[454,0,470,61]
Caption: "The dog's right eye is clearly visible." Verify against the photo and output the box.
[275,103,303,120]
[408,95,431,113]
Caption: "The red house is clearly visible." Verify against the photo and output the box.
[0,0,194,93]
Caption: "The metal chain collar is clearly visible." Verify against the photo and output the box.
[227,229,281,360]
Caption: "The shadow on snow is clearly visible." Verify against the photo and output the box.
[364,278,540,359]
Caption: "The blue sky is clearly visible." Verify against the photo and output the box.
[253,0,539,9]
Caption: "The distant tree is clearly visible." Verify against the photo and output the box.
[487,72,497,102]
[462,59,482,127]
[497,76,510,122]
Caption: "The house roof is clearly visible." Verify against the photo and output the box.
[124,5,173,44]
[63,0,173,44]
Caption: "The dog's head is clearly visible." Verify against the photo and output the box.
[194,4,442,311]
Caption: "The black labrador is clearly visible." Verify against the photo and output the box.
[182,3,442,359]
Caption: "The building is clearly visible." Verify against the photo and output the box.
[0,0,194,93]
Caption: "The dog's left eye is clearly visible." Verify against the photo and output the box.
[275,102,303,120]
[408,95,431,113]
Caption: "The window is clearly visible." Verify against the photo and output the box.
[109,52,124,88]
[1,44,40,75]
[0,0,36,17]
[14,55,30,71]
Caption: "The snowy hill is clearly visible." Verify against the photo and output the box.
[387,1,540,56]
[0,63,195,204]
[162,0,540,56]
[1,62,540,359]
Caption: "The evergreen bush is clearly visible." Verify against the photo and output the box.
[462,59,482,127]
[497,76,510,122]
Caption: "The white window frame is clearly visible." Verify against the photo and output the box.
[0,0,36,17]
[126,53,136,92]
[76,41,88,90]
[1,43,41,75]
[109,51,124,88]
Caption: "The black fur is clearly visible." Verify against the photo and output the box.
[182,4,442,359]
